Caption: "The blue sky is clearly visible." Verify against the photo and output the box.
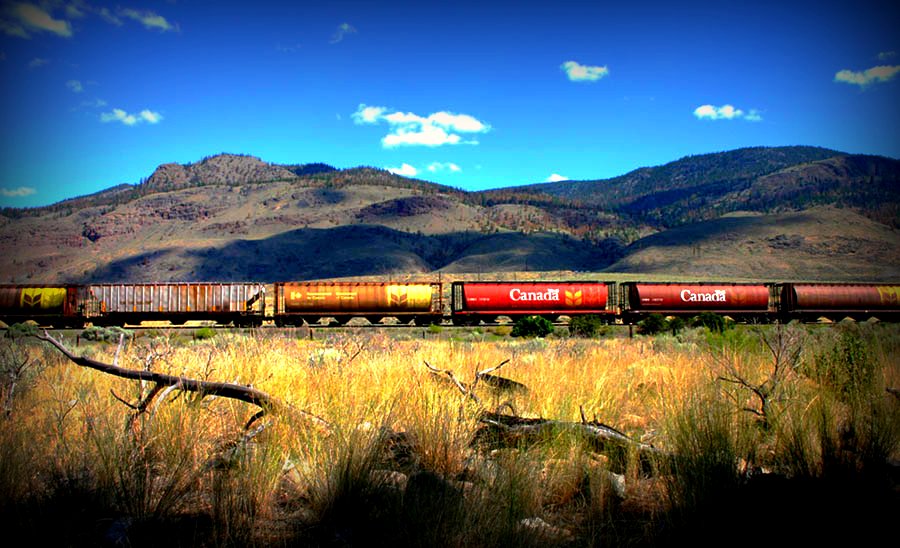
[1,0,898,208]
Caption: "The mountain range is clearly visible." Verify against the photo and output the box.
[1,146,898,283]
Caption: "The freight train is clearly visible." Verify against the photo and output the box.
[1,280,899,329]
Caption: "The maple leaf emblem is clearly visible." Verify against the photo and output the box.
[22,290,42,308]
[565,290,582,306]
[389,287,408,306]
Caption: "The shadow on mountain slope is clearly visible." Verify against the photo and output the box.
[605,207,900,280]
[79,225,623,282]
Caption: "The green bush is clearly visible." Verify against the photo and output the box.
[568,315,607,338]
[510,316,554,338]
[690,312,732,333]
[487,325,512,337]
[807,326,877,403]
[193,327,217,340]
[637,314,668,335]
[668,316,686,335]
[81,325,132,343]
[5,323,38,339]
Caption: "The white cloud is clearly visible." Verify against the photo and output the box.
[428,112,488,132]
[352,104,386,124]
[0,186,36,197]
[65,2,86,19]
[2,2,73,38]
[877,51,896,61]
[139,109,162,123]
[693,104,762,122]
[383,124,462,147]
[97,7,121,26]
[427,162,461,173]
[834,65,900,86]
[101,107,163,126]
[66,79,83,93]
[119,8,175,32]
[78,97,107,109]
[386,163,418,177]
[352,104,490,148]
[561,60,609,82]
[27,57,48,68]
[744,109,762,122]
[330,22,356,43]
[545,173,568,182]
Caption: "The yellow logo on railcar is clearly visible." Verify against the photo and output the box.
[21,288,66,309]
[565,290,582,306]
[877,286,900,305]
[387,285,432,308]
[389,286,408,306]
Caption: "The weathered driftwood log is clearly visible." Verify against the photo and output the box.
[37,331,275,429]
[423,360,482,405]
[476,372,529,394]
[424,359,528,405]
[472,411,671,475]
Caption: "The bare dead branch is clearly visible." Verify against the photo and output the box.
[423,361,482,406]
[37,330,275,428]
[472,359,528,393]
[476,359,511,378]
[477,373,529,393]
[474,411,670,475]
[1,340,37,417]
[113,333,125,367]
[713,325,805,430]
[338,339,366,366]
[110,389,139,410]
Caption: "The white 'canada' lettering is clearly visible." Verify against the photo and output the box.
[680,289,727,302]
[509,288,560,302]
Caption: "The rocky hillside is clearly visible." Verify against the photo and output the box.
[1,147,898,283]
[508,146,900,228]
[144,153,299,192]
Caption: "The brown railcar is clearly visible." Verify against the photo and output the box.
[780,283,900,321]
[620,282,776,322]
[273,281,443,325]
[87,282,266,326]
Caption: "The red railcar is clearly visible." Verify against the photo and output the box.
[780,283,900,320]
[620,282,775,320]
[273,281,443,325]
[451,281,614,323]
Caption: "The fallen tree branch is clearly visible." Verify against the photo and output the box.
[473,411,671,475]
[477,373,529,393]
[471,359,529,394]
[424,360,483,406]
[38,330,275,429]
[476,359,511,378]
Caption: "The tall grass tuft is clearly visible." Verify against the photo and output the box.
[300,422,404,546]
[660,391,753,543]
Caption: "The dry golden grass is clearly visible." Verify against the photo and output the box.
[2,323,898,546]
